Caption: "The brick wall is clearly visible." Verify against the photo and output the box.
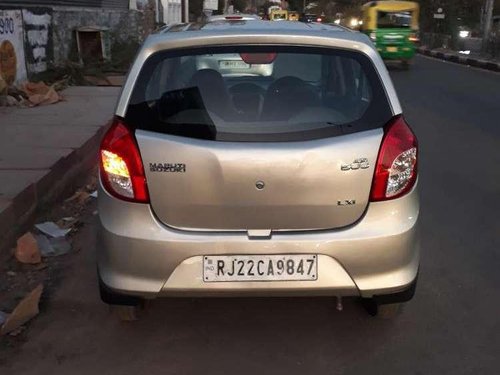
[0,1,129,9]
[51,7,148,62]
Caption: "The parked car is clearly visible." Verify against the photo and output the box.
[299,13,323,23]
[98,20,419,320]
[201,13,266,76]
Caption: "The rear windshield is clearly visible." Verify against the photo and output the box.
[377,11,412,28]
[272,13,287,20]
[126,46,392,142]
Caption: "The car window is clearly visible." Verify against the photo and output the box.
[127,46,392,142]
[377,11,412,28]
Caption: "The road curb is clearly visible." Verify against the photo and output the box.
[418,47,500,72]
[417,47,500,72]
[0,121,110,256]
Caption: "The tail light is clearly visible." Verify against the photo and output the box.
[316,17,322,22]
[370,116,418,201]
[409,33,420,43]
[100,117,149,203]
[240,53,277,64]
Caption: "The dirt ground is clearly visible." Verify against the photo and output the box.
[0,174,97,361]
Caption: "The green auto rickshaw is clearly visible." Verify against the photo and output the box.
[361,1,420,68]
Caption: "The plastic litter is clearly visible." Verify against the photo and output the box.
[0,311,8,326]
[35,221,71,238]
[35,234,71,257]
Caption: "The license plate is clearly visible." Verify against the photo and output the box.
[218,60,250,69]
[387,46,398,52]
[203,254,318,282]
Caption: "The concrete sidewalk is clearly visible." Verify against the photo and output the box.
[418,46,500,72]
[0,86,120,254]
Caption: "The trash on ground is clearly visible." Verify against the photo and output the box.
[20,81,63,106]
[15,232,41,264]
[1,81,63,107]
[90,190,98,198]
[0,75,6,94]
[65,190,90,204]
[35,234,52,256]
[0,311,9,325]
[35,234,71,257]
[56,216,78,230]
[0,95,22,107]
[35,221,71,238]
[48,237,71,256]
[8,326,26,337]
[0,284,43,336]
[33,263,48,271]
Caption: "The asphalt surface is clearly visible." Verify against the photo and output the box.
[2,56,500,374]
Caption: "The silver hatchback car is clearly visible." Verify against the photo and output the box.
[97,21,419,319]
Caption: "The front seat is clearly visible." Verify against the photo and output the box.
[260,76,319,121]
[189,69,238,120]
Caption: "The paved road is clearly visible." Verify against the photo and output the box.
[2,56,500,374]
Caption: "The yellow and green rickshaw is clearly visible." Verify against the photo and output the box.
[270,10,288,21]
[288,11,299,21]
[361,1,420,68]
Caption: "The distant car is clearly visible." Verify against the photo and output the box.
[200,15,270,77]
[196,52,274,77]
[98,20,419,321]
[299,13,323,23]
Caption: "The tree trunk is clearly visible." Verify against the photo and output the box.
[482,0,494,54]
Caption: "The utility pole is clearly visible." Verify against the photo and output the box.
[184,0,189,22]
[481,0,494,54]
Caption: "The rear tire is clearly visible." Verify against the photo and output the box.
[401,60,410,70]
[378,303,403,318]
[361,299,404,318]
[361,276,417,318]
[99,275,143,306]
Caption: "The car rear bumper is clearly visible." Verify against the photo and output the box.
[377,47,415,60]
[97,181,419,299]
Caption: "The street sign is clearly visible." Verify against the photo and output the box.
[434,14,445,19]
[203,0,218,11]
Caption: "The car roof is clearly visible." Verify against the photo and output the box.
[149,20,367,46]
[208,13,260,21]
[163,19,349,33]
